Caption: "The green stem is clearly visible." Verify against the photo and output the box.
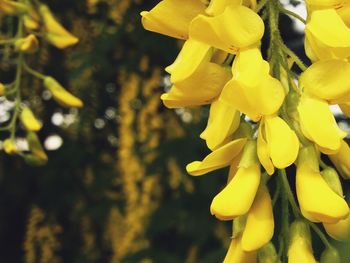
[278,40,308,71]
[279,7,306,24]
[22,61,46,79]
[279,169,300,218]
[307,221,333,249]
[256,0,269,13]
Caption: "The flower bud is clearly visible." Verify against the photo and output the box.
[39,4,79,49]
[320,247,341,263]
[23,154,47,166]
[0,83,5,96]
[20,107,42,132]
[321,167,344,197]
[26,132,48,162]
[288,220,316,263]
[258,242,281,263]
[3,139,17,155]
[15,34,39,53]
[43,76,83,108]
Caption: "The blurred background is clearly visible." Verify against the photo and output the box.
[1,0,349,263]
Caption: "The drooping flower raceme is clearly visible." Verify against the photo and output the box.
[141,0,350,261]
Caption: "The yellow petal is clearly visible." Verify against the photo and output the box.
[43,77,83,108]
[210,163,260,220]
[300,59,350,104]
[166,39,212,83]
[39,4,78,49]
[20,107,42,132]
[223,236,257,263]
[186,138,247,176]
[297,147,349,223]
[257,123,275,175]
[161,62,231,108]
[338,4,350,27]
[323,213,350,240]
[141,0,206,39]
[241,185,274,251]
[264,116,299,169]
[329,140,350,179]
[201,99,240,150]
[189,5,264,53]
[305,9,350,60]
[297,96,346,153]
[206,0,241,16]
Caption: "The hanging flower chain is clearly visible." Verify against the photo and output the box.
[141,0,350,262]
[0,0,82,165]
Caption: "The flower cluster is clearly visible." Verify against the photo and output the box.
[141,0,350,261]
[0,0,82,165]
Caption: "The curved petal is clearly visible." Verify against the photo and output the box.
[300,59,350,103]
[241,185,274,251]
[161,62,231,108]
[323,213,350,240]
[265,116,299,169]
[296,164,349,223]
[186,138,247,176]
[210,163,260,220]
[141,0,206,39]
[189,5,264,53]
[297,96,346,153]
[166,39,212,83]
[329,140,350,179]
[201,99,240,150]
[306,9,350,60]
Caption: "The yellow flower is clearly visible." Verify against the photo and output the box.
[20,107,42,132]
[39,4,79,49]
[297,95,346,154]
[165,39,212,83]
[161,62,231,108]
[200,98,240,151]
[141,0,206,40]
[220,48,285,121]
[15,34,39,53]
[305,9,350,61]
[43,77,83,108]
[288,221,316,263]
[241,184,274,251]
[328,140,350,179]
[223,235,257,263]
[257,115,299,175]
[296,146,349,223]
[186,137,246,176]
[0,83,5,96]
[189,4,264,53]
[210,140,260,220]
[300,59,350,104]
[339,102,350,117]
[306,0,345,10]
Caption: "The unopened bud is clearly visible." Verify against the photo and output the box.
[320,247,341,263]
[0,0,27,15]
[26,132,48,162]
[0,83,5,96]
[15,34,39,53]
[3,139,17,155]
[321,167,344,197]
[258,242,281,263]
[43,76,83,108]
[20,107,42,132]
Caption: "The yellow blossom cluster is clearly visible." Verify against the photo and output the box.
[0,0,83,164]
[141,0,350,261]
